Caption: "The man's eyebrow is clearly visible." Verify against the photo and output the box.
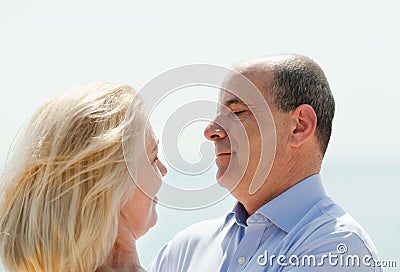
[224,98,247,107]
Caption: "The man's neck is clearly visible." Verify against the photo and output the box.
[240,151,321,215]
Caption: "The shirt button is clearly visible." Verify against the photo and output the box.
[237,256,245,265]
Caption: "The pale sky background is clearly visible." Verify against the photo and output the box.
[0,0,399,270]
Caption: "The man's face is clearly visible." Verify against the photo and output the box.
[204,72,287,197]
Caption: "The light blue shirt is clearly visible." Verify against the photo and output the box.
[149,174,381,271]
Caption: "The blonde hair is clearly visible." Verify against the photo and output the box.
[0,82,144,271]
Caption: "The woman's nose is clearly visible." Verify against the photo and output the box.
[157,160,168,177]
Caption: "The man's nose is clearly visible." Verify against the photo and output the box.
[204,120,227,141]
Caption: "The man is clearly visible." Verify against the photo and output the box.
[149,54,381,271]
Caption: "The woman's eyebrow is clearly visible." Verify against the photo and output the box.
[147,139,159,159]
[152,140,159,153]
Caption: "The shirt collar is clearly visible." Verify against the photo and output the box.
[223,202,248,229]
[258,174,327,232]
[223,174,327,232]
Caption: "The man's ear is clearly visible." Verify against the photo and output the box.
[288,104,317,147]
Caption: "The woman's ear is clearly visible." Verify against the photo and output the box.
[288,104,317,147]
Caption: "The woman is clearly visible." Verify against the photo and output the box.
[0,82,167,271]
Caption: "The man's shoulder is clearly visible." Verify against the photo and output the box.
[312,197,373,240]
[295,197,368,233]
[286,197,379,260]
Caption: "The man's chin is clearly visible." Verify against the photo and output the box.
[216,170,241,191]
[216,167,229,184]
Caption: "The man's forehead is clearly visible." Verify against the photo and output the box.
[219,90,240,103]
[219,71,266,100]
[218,87,275,113]
[218,88,262,107]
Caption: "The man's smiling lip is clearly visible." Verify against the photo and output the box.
[216,152,235,157]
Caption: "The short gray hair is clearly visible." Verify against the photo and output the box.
[269,54,335,155]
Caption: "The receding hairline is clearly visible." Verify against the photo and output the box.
[230,54,328,97]
[232,54,325,73]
